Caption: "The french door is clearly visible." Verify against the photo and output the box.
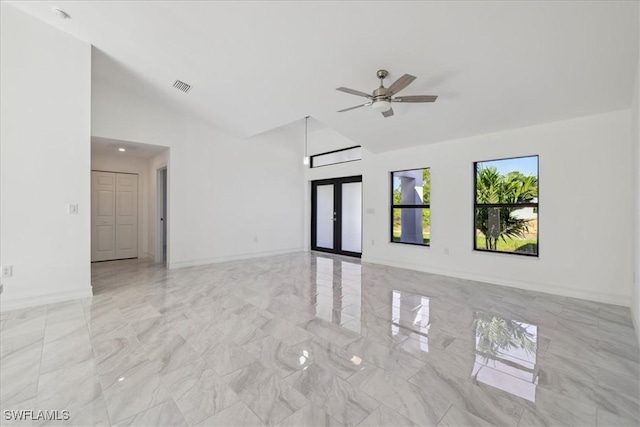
[311,176,362,257]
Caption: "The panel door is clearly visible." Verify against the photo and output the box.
[91,171,116,261]
[115,173,138,259]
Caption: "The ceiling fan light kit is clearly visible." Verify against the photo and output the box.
[337,69,438,118]
[371,99,391,112]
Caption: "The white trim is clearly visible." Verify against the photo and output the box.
[362,255,631,307]
[156,166,168,264]
[0,288,93,312]
[169,248,304,269]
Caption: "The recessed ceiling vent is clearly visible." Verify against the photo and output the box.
[173,80,192,93]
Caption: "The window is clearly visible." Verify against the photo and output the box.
[311,146,361,168]
[390,168,430,246]
[474,156,538,256]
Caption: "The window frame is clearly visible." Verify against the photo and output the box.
[390,167,431,247]
[310,145,362,168]
[473,155,539,257]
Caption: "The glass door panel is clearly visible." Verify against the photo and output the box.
[341,182,362,253]
[315,184,335,249]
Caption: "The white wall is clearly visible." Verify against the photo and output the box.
[92,78,305,269]
[91,153,151,257]
[0,4,92,309]
[367,111,633,305]
[304,111,634,306]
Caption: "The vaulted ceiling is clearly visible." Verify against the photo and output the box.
[11,1,639,152]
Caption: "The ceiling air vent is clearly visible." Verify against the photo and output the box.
[172,80,192,93]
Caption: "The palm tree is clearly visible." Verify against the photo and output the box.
[475,166,538,251]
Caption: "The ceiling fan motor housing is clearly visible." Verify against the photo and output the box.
[373,87,390,99]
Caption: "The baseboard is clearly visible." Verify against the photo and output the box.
[169,247,304,269]
[362,255,630,307]
[0,288,93,312]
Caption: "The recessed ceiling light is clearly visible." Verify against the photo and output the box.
[52,8,71,20]
[118,148,126,152]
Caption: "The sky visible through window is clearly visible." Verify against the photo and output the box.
[479,156,538,176]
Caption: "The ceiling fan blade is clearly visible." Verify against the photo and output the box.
[382,108,394,118]
[336,87,372,98]
[393,95,438,103]
[388,74,416,95]
[337,102,371,113]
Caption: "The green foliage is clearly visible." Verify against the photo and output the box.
[422,168,431,204]
[475,166,538,251]
[475,236,537,254]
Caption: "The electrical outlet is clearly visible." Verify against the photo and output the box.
[68,204,78,214]
[2,265,13,277]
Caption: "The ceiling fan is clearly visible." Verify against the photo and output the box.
[337,69,437,118]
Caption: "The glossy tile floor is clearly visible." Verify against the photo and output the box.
[1,253,639,426]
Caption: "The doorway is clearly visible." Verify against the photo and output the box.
[157,167,168,264]
[311,175,362,257]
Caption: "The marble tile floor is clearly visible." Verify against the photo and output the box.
[1,252,639,426]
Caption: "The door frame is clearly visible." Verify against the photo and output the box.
[156,167,168,264]
[311,175,362,258]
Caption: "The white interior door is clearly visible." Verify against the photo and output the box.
[91,171,138,262]
[115,173,138,259]
[91,171,116,261]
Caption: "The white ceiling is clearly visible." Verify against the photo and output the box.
[11,1,639,153]
[91,136,168,159]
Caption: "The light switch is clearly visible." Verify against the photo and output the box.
[366,208,375,214]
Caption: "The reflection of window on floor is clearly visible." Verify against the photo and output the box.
[472,312,539,402]
[312,257,362,334]
[391,290,430,353]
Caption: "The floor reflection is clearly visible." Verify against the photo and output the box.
[312,257,362,334]
[75,253,639,426]
[391,290,430,353]
[472,312,539,402]
[311,255,541,403]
